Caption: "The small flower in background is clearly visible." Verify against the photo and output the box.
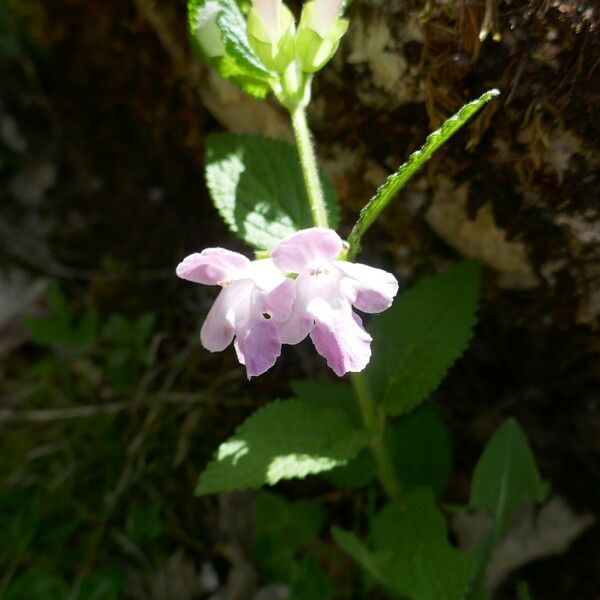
[247,0,296,72]
[177,249,295,379]
[272,228,398,376]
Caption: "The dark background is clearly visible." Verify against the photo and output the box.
[0,0,598,598]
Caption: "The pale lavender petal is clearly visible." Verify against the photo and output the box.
[335,261,399,314]
[309,0,344,37]
[252,0,280,41]
[261,278,296,322]
[199,282,245,352]
[272,228,343,273]
[176,248,250,285]
[308,298,372,377]
[276,275,316,344]
[235,314,281,379]
[247,258,287,292]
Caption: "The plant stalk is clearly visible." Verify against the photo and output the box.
[351,373,404,502]
[290,106,329,228]
[289,105,403,503]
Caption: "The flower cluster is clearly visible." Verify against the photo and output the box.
[247,0,348,74]
[193,0,348,75]
[177,228,398,379]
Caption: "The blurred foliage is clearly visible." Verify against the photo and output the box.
[254,491,335,600]
[0,283,210,598]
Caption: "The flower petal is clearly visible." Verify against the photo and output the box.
[308,298,372,377]
[234,313,281,379]
[200,282,241,352]
[261,278,296,322]
[335,261,399,313]
[308,0,344,37]
[252,0,281,42]
[276,274,316,344]
[176,248,250,285]
[246,258,286,292]
[272,228,343,273]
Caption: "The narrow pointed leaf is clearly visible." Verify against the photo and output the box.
[469,418,548,535]
[347,89,500,257]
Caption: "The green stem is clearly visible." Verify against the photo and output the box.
[351,373,404,503]
[290,106,329,228]
[289,100,402,503]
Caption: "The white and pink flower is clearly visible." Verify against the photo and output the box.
[272,228,398,376]
[177,228,398,378]
[176,249,295,379]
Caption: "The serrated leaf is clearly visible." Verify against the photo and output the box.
[217,55,271,98]
[255,492,333,600]
[196,399,369,494]
[334,489,472,600]
[256,491,324,551]
[469,418,547,535]
[215,0,273,78]
[291,379,358,422]
[187,0,273,97]
[347,89,500,257]
[368,260,480,416]
[325,448,375,489]
[387,404,452,497]
[205,133,339,249]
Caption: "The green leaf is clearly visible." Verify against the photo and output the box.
[256,491,324,552]
[291,380,374,489]
[4,569,69,600]
[26,284,98,349]
[325,448,375,489]
[334,489,472,600]
[187,0,273,97]
[205,133,339,249]
[196,399,369,494]
[79,568,126,600]
[255,492,334,600]
[215,0,273,78]
[347,89,500,257]
[291,379,358,421]
[469,418,547,535]
[217,55,272,98]
[332,527,386,585]
[368,260,480,416]
[387,404,453,497]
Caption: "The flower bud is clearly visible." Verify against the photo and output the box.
[189,0,226,59]
[247,0,296,73]
[295,0,348,73]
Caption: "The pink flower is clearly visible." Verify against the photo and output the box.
[176,248,295,379]
[272,228,398,377]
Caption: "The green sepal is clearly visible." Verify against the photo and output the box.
[247,5,296,73]
[187,0,276,98]
[295,1,348,73]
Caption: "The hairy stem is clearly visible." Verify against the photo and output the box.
[289,104,402,503]
[290,106,329,228]
[351,373,404,502]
